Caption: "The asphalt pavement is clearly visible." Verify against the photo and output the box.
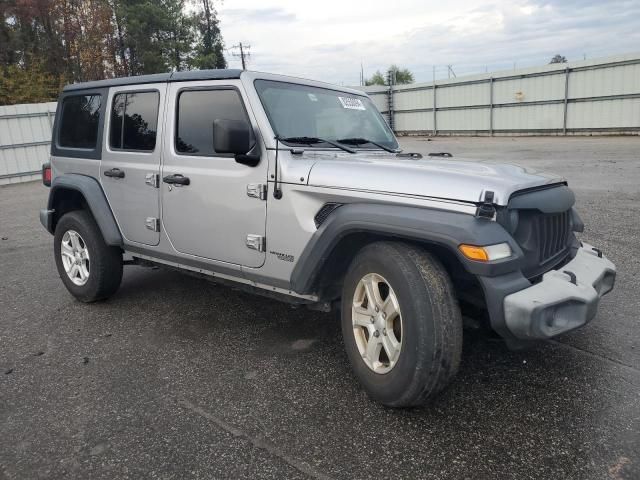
[1,136,639,479]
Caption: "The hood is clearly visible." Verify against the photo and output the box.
[306,154,565,206]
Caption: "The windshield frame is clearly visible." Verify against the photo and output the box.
[253,79,399,151]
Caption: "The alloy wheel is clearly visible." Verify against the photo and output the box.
[60,230,90,286]
[351,273,403,374]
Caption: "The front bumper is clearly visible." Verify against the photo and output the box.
[502,243,616,340]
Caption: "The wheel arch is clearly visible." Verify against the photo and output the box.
[290,203,522,298]
[45,174,122,247]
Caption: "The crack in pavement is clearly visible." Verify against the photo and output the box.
[178,399,334,480]
[552,339,640,378]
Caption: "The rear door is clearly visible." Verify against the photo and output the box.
[100,84,166,245]
[161,81,267,267]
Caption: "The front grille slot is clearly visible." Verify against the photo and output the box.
[536,210,570,265]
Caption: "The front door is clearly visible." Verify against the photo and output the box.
[100,84,166,246]
[161,81,267,268]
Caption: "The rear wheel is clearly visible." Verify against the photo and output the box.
[54,210,122,302]
[341,242,462,407]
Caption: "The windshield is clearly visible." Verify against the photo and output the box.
[254,79,399,150]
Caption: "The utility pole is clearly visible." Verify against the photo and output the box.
[231,42,251,70]
[447,65,456,79]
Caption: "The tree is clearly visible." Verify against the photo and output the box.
[0,0,227,105]
[165,0,196,71]
[549,54,567,64]
[0,62,61,105]
[364,71,385,86]
[190,0,226,69]
[389,65,414,84]
[365,65,414,86]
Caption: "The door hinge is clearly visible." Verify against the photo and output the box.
[145,173,160,188]
[145,217,160,232]
[246,234,266,252]
[247,183,267,200]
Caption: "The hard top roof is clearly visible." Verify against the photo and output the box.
[62,69,369,98]
[62,69,244,92]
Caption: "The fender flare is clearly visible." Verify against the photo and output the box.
[290,203,523,295]
[44,174,123,246]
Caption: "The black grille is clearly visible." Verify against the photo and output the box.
[506,208,573,279]
[536,210,571,264]
[499,185,576,279]
[314,203,342,228]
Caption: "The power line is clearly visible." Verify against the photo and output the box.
[447,65,456,79]
[230,42,251,70]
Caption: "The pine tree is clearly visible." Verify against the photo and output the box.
[190,0,226,69]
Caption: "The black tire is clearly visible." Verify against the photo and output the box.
[341,241,462,407]
[54,210,123,302]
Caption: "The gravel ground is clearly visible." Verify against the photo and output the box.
[1,136,639,479]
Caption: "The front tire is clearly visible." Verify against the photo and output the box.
[54,210,123,302]
[341,242,462,407]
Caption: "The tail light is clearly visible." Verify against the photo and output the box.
[42,162,52,187]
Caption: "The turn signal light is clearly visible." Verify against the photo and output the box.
[459,244,489,261]
[459,243,512,262]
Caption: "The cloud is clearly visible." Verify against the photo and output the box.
[222,7,296,23]
[218,0,640,85]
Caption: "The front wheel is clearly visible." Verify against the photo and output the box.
[54,210,123,302]
[341,242,462,407]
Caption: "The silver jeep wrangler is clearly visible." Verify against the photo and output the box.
[40,69,616,407]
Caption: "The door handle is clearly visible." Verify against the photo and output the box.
[163,174,190,186]
[104,168,125,178]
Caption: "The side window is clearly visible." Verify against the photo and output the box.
[59,94,102,149]
[176,89,250,156]
[110,91,159,151]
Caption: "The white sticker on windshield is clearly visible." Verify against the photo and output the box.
[308,93,318,102]
[338,96,366,110]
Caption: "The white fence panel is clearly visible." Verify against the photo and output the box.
[493,104,564,131]
[438,108,491,131]
[568,98,640,129]
[437,82,490,108]
[394,88,434,110]
[395,111,433,132]
[493,73,565,104]
[569,62,640,98]
[367,91,388,112]
[0,102,56,185]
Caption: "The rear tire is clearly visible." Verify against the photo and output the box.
[54,210,122,302]
[341,241,462,407]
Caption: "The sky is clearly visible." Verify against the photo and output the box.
[217,0,640,85]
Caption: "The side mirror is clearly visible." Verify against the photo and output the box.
[213,119,260,167]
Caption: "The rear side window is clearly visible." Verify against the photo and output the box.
[59,95,102,149]
[110,91,160,151]
[176,89,250,156]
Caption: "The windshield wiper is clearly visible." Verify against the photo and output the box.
[336,137,398,153]
[279,136,356,154]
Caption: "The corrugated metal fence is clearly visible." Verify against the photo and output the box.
[361,53,640,135]
[0,102,56,185]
